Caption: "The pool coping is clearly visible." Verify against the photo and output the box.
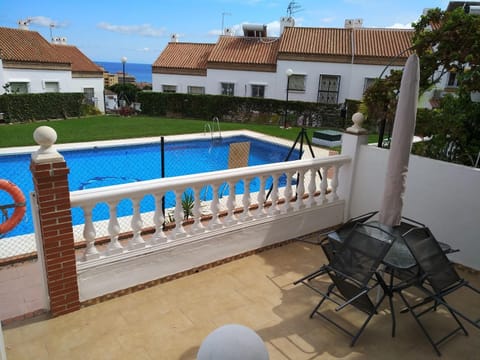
[0,130,330,158]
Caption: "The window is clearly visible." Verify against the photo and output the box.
[363,78,377,94]
[83,88,95,105]
[221,82,235,96]
[447,72,458,87]
[8,82,29,94]
[288,74,306,91]
[188,86,205,95]
[317,75,341,104]
[44,81,59,93]
[251,84,265,98]
[162,85,177,93]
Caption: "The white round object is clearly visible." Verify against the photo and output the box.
[197,324,269,360]
[33,126,57,147]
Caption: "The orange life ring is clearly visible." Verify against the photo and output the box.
[0,179,26,234]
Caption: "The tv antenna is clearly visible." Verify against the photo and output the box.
[221,12,232,35]
[49,23,55,41]
[286,1,302,17]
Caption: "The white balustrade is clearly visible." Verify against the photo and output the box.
[70,155,350,266]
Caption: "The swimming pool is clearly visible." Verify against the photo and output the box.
[1,134,300,238]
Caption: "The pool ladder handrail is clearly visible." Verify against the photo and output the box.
[204,117,222,142]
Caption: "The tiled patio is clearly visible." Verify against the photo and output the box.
[3,236,479,360]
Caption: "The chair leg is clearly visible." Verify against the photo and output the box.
[398,291,442,357]
[351,292,387,347]
[388,294,396,338]
[310,283,334,318]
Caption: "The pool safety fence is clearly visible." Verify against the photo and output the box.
[0,135,300,260]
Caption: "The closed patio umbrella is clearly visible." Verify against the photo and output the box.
[378,54,420,227]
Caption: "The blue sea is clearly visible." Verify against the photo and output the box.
[95,61,152,83]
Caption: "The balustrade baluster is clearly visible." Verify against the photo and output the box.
[295,170,305,210]
[128,197,146,249]
[82,205,99,261]
[330,164,340,201]
[224,180,237,225]
[268,174,280,215]
[283,172,293,213]
[209,183,223,229]
[320,166,330,204]
[152,193,168,243]
[106,201,123,255]
[241,178,252,221]
[256,176,266,218]
[192,186,205,233]
[306,167,317,208]
[173,189,187,239]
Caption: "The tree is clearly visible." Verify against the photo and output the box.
[363,6,480,165]
[412,6,480,94]
[109,83,140,104]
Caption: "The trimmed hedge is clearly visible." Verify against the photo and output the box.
[138,92,359,129]
[0,93,84,123]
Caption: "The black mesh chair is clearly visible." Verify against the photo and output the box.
[331,211,378,240]
[294,223,395,346]
[397,226,480,356]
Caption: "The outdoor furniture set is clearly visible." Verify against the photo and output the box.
[294,212,480,356]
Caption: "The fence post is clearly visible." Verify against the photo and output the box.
[337,113,369,221]
[30,126,80,317]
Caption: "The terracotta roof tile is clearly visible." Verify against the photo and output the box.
[207,36,280,66]
[279,27,414,62]
[52,44,103,73]
[353,28,414,58]
[279,27,351,56]
[0,27,70,65]
[152,42,215,71]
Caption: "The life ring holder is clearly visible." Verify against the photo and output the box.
[0,179,26,234]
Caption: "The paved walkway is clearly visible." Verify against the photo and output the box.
[3,239,479,359]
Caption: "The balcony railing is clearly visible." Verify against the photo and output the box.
[71,155,350,269]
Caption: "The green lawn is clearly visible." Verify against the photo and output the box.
[0,115,380,148]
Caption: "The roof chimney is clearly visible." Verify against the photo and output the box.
[280,16,295,34]
[344,18,363,29]
[18,19,31,30]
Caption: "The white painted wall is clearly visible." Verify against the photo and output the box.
[0,68,105,112]
[276,60,398,103]
[152,60,404,103]
[347,142,480,270]
[71,77,105,113]
[152,73,207,93]
[206,69,279,97]
[1,68,71,94]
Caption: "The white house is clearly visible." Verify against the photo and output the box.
[0,26,105,112]
[152,20,414,105]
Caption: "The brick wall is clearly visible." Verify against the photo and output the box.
[30,160,80,316]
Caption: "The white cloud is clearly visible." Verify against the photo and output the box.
[97,22,166,37]
[388,22,413,29]
[29,16,67,28]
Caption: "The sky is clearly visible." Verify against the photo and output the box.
[0,0,451,64]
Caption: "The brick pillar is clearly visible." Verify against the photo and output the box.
[30,126,80,317]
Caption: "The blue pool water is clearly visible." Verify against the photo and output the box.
[0,135,299,237]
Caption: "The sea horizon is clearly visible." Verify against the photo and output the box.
[95,61,152,84]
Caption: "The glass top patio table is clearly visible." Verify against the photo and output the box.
[328,220,418,270]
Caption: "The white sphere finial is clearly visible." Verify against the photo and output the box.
[346,112,367,134]
[197,324,269,360]
[32,126,64,163]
